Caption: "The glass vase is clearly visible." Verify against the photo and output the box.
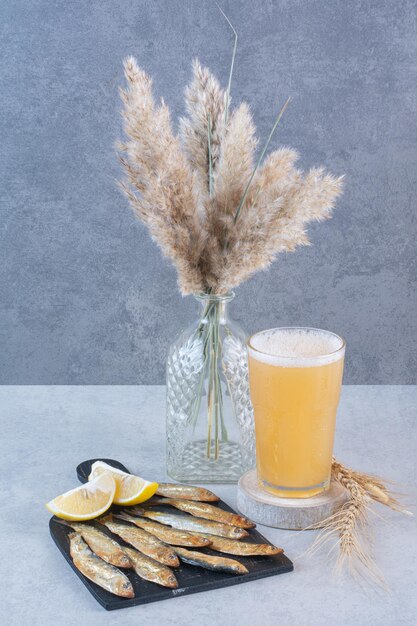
[166,292,255,483]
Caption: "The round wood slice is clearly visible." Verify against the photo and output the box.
[237,469,348,530]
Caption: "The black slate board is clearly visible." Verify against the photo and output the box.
[49,458,293,610]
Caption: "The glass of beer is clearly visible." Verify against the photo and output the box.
[248,327,345,498]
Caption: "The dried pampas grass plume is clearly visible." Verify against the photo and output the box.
[118,56,206,294]
[180,60,226,195]
[118,54,343,295]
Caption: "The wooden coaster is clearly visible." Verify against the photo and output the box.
[237,469,347,530]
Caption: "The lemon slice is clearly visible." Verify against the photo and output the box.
[46,473,116,521]
[88,461,158,506]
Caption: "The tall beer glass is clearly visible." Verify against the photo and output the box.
[248,327,345,498]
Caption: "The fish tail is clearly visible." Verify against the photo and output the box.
[129,506,145,516]
[54,519,74,529]
[145,498,167,505]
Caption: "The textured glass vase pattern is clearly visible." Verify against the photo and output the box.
[166,293,255,483]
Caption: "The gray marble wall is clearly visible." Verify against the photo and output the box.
[1,0,416,384]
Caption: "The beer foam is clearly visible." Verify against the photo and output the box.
[248,328,345,367]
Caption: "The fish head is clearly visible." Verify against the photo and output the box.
[167,553,180,567]
[166,574,178,588]
[68,532,88,558]
[200,538,211,546]
[115,579,135,598]
[120,554,133,568]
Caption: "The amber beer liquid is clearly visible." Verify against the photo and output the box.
[248,328,345,498]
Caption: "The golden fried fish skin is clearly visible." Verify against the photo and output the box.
[61,521,132,568]
[148,498,255,529]
[116,512,212,547]
[123,547,178,588]
[194,533,283,556]
[156,483,219,502]
[174,547,248,575]
[98,515,180,567]
[141,510,249,539]
[69,533,134,598]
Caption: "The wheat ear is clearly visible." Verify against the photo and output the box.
[307,458,410,586]
[332,458,411,516]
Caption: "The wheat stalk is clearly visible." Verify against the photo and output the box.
[307,458,411,586]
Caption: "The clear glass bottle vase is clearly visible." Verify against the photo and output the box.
[166,292,255,483]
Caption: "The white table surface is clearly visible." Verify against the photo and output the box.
[1,385,416,626]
